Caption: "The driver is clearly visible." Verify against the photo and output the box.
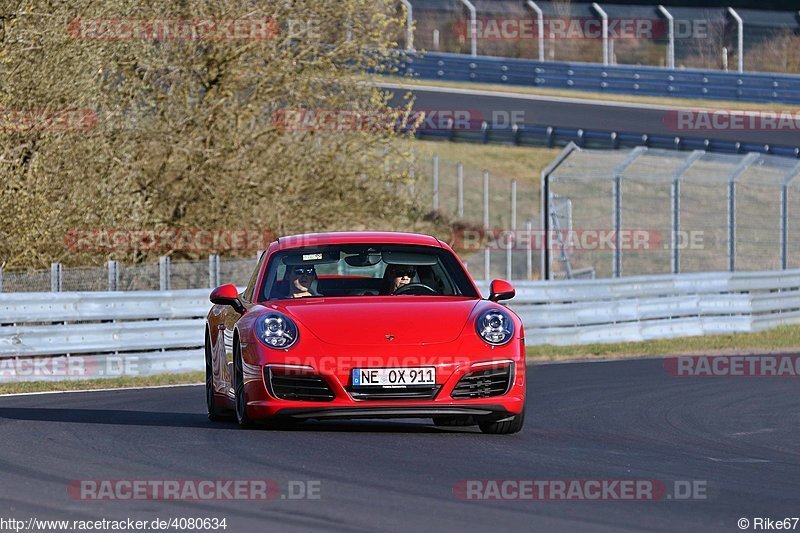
[288,266,321,298]
[382,264,416,295]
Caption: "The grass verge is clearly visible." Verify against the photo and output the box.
[526,325,800,362]
[0,371,204,396]
[374,75,791,112]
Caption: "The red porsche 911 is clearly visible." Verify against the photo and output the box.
[205,232,526,434]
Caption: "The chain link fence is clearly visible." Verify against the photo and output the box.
[0,256,257,293]
[544,144,800,279]
[402,1,800,72]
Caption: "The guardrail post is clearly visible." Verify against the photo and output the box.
[484,170,490,281]
[457,162,464,219]
[432,155,439,211]
[159,256,171,291]
[50,263,62,292]
[107,260,119,291]
[209,254,220,288]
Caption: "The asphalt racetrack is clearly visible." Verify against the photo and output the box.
[1,358,798,532]
[384,84,800,148]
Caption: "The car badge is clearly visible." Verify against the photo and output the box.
[385,334,395,341]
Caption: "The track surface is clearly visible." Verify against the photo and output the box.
[1,358,799,532]
[385,85,800,147]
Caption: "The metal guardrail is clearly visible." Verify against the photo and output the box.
[397,51,800,104]
[2,270,800,382]
[414,120,800,159]
[480,269,800,345]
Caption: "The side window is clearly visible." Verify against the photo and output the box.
[243,252,266,302]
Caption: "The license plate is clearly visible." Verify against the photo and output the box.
[352,367,435,387]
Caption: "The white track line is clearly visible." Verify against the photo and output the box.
[374,80,692,112]
[0,382,203,397]
[0,357,658,397]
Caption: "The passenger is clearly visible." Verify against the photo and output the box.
[288,266,321,298]
[382,264,416,295]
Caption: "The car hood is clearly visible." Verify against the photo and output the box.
[275,296,481,346]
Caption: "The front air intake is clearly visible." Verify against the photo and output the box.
[265,368,335,402]
[451,364,512,399]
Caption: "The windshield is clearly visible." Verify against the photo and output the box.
[258,244,478,301]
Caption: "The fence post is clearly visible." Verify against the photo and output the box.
[728,152,759,272]
[432,155,439,211]
[399,0,414,51]
[781,162,800,269]
[658,5,675,69]
[592,3,609,66]
[484,170,490,281]
[507,180,517,280]
[107,260,119,291]
[0,265,3,292]
[209,254,220,288]
[781,185,789,270]
[526,1,545,62]
[159,256,171,291]
[526,220,533,280]
[670,150,703,274]
[50,263,62,292]
[611,147,647,278]
[457,162,464,219]
[727,8,744,73]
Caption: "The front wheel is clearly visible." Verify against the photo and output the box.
[478,407,525,435]
[234,341,253,428]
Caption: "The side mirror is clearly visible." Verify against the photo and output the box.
[210,284,246,314]
[488,279,515,302]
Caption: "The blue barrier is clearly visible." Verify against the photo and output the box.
[410,120,800,158]
[396,51,800,105]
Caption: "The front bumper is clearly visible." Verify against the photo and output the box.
[239,338,526,421]
[272,405,515,421]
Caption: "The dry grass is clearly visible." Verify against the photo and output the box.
[526,325,800,362]
[0,371,204,395]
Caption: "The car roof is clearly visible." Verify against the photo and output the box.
[277,232,442,250]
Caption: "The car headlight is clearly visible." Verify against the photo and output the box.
[475,308,514,346]
[255,313,298,349]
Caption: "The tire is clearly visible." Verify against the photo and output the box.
[205,332,224,421]
[478,407,525,435]
[233,340,254,428]
[432,415,476,427]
